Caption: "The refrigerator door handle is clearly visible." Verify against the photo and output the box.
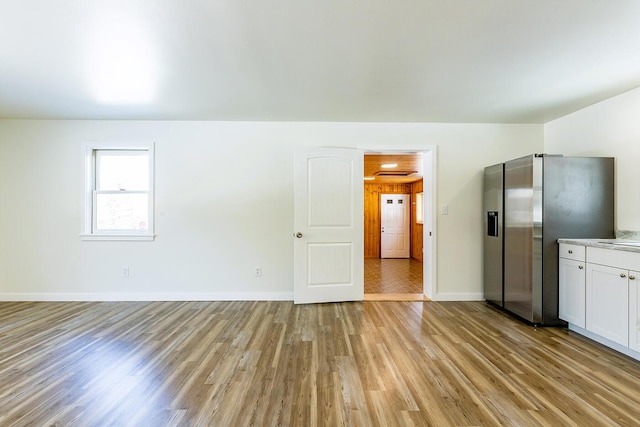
[487,211,499,237]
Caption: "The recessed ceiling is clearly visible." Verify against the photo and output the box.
[365,153,423,185]
[1,1,640,123]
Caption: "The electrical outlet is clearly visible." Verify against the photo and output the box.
[122,266,129,277]
[255,267,262,277]
[441,205,449,215]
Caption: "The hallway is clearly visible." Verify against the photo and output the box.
[364,258,423,294]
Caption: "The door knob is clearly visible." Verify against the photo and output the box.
[295,232,303,238]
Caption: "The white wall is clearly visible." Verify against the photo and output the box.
[0,120,542,301]
[545,86,640,233]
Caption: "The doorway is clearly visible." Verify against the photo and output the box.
[292,146,436,304]
[363,152,431,301]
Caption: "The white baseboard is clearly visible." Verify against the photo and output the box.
[0,292,485,303]
[0,292,294,302]
[568,323,640,362]
[433,292,484,302]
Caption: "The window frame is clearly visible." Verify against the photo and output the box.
[81,143,155,241]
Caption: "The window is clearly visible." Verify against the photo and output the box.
[416,192,424,224]
[82,144,155,241]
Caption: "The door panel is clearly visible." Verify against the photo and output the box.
[381,194,410,258]
[630,272,640,352]
[308,243,352,285]
[294,147,364,304]
[308,157,353,226]
[558,258,586,327]
[586,263,629,346]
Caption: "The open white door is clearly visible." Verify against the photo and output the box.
[294,147,364,304]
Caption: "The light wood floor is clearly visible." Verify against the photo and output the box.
[2,300,640,426]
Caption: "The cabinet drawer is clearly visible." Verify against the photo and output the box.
[559,243,585,261]
[588,247,640,270]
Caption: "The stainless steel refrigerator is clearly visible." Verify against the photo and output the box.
[483,154,614,326]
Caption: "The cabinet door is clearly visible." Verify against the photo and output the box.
[630,271,640,352]
[559,258,586,327]
[586,263,629,346]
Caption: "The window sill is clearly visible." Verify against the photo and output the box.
[80,234,155,242]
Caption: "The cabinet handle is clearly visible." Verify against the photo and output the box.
[568,250,573,254]
[630,275,636,280]
[620,273,627,278]
[578,265,584,270]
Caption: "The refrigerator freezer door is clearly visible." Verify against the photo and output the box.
[483,163,504,307]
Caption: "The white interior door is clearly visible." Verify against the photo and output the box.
[293,147,364,304]
[380,194,410,259]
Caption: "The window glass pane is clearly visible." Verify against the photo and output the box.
[96,193,149,230]
[416,192,424,224]
[97,151,149,191]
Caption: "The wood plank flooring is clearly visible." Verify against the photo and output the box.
[1,300,640,426]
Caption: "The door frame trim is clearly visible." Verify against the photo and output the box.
[360,145,437,300]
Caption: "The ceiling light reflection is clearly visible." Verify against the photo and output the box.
[85,13,158,105]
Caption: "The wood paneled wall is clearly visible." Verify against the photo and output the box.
[364,180,422,261]
[411,180,424,262]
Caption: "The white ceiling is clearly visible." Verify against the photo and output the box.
[2,1,640,123]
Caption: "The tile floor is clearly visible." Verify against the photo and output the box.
[364,257,423,294]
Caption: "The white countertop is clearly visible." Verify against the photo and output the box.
[558,238,640,253]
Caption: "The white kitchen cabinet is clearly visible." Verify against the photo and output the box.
[586,263,629,347]
[557,241,640,361]
[629,271,640,352]
[558,243,586,328]
[559,258,586,327]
